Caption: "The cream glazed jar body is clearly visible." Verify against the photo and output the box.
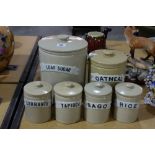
[24,81,52,123]
[54,81,83,124]
[114,82,143,123]
[84,82,112,123]
[89,49,127,86]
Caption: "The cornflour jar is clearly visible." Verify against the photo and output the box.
[24,81,52,123]
[84,82,112,123]
[114,82,143,123]
[38,35,87,86]
[54,81,83,124]
[89,49,127,86]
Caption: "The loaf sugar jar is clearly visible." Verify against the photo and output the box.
[89,49,127,86]
[114,82,143,123]
[84,82,112,123]
[24,81,52,123]
[54,81,83,124]
[38,35,87,86]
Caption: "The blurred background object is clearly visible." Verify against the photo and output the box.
[0,26,14,72]
[137,26,155,38]
[9,26,125,40]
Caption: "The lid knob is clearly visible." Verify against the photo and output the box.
[36,82,43,88]
[103,50,114,56]
[126,83,134,89]
[65,82,75,88]
[96,82,104,88]
[57,35,69,41]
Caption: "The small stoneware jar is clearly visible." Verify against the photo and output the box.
[114,82,143,123]
[54,81,83,124]
[89,49,127,86]
[24,81,52,123]
[38,34,87,86]
[84,82,112,123]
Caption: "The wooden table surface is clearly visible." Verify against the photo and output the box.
[19,40,155,129]
[0,36,38,84]
[0,84,17,126]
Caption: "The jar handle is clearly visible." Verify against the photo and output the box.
[96,82,104,88]
[103,50,114,56]
[36,82,43,88]
[126,83,134,89]
[57,35,69,41]
[65,82,75,88]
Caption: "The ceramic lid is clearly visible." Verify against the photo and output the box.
[115,82,143,97]
[54,81,83,97]
[38,34,88,53]
[24,81,52,96]
[90,49,127,68]
[87,31,104,38]
[84,82,112,97]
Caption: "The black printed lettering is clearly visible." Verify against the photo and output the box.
[134,104,137,108]
[92,104,96,109]
[95,76,99,81]
[103,104,107,108]
[97,104,102,109]
[128,104,132,108]
[120,102,124,108]
[109,77,114,82]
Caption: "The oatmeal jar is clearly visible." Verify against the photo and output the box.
[24,81,52,123]
[84,82,112,123]
[54,81,83,124]
[89,49,127,86]
[38,34,87,86]
[114,82,143,123]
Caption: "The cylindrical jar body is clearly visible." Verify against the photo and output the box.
[89,49,127,87]
[38,35,88,86]
[114,82,143,123]
[24,81,52,123]
[54,81,83,124]
[84,82,112,123]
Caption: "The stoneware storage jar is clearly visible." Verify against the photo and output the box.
[114,82,143,123]
[24,81,52,123]
[54,81,83,124]
[38,34,87,86]
[89,49,127,86]
[84,82,112,123]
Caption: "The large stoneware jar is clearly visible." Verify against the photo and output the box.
[38,35,87,86]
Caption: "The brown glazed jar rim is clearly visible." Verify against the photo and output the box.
[87,31,105,38]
